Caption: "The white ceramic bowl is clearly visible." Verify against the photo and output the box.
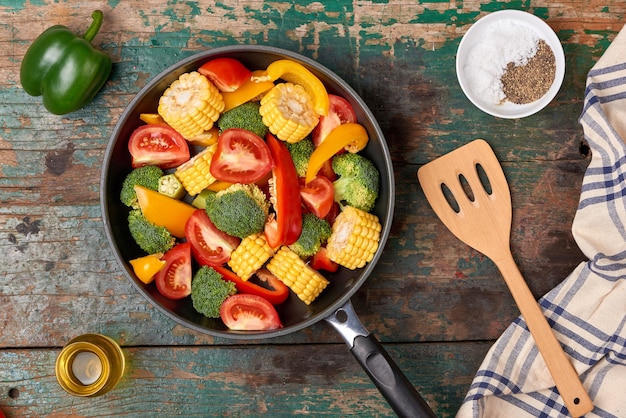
[456,10,565,119]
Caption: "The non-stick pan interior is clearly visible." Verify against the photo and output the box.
[101,46,395,339]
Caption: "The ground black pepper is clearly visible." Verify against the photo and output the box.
[501,39,556,104]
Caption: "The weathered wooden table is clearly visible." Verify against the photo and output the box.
[0,1,621,416]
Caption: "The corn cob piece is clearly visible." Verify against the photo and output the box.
[266,246,329,305]
[259,82,319,143]
[228,233,275,281]
[326,206,381,270]
[158,71,225,139]
[174,144,218,196]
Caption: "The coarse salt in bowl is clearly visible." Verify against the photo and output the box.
[456,9,565,119]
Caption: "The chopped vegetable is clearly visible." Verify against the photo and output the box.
[259,83,319,143]
[174,144,218,196]
[127,209,176,254]
[128,124,190,169]
[285,137,315,178]
[228,233,275,281]
[185,209,240,267]
[220,294,282,331]
[191,189,215,209]
[120,165,163,208]
[312,94,357,146]
[198,57,252,93]
[209,128,272,184]
[191,266,237,318]
[217,102,268,138]
[158,71,224,139]
[300,175,335,219]
[221,70,274,112]
[332,153,380,212]
[134,185,197,238]
[158,173,185,199]
[305,122,369,184]
[266,246,329,305]
[129,253,165,284]
[155,243,192,299]
[213,265,289,305]
[288,213,332,258]
[326,206,381,270]
[205,183,269,239]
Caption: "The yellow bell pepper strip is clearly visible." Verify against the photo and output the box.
[139,113,166,124]
[129,253,166,284]
[221,70,274,112]
[264,133,302,247]
[304,122,369,184]
[134,185,197,238]
[259,60,329,116]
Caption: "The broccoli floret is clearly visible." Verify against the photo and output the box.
[191,266,237,318]
[332,153,380,212]
[127,209,176,254]
[205,183,269,239]
[288,213,332,258]
[120,165,163,208]
[217,102,268,138]
[286,138,315,178]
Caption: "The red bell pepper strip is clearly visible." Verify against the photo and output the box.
[264,133,302,247]
[213,265,289,305]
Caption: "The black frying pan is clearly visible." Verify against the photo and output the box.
[100,45,435,417]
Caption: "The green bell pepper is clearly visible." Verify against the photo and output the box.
[20,10,112,115]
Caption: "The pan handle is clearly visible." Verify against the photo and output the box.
[325,300,436,418]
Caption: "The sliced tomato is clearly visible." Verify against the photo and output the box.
[318,159,337,182]
[300,176,334,219]
[128,124,190,169]
[198,58,252,92]
[220,294,282,331]
[210,128,273,183]
[154,243,192,299]
[185,209,240,266]
[311,247,339,272]
[311,94,357,147]
[213,265,289,305]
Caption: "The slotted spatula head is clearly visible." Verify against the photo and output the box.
[417,139,513,262]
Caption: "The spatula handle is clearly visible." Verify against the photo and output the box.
[495,256,593,417]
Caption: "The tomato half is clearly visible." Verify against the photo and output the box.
[198,58,252,92]
[154,243,192,299]
[300,176,334,219]
[185,209,240,266]
[128,124,190,169]
[311,94,357,146]
[220,294,283,331]
[210,128,273,183]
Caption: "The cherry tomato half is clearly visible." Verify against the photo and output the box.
[198,58,252,92]
[300,176,335,219]
[311,94,357,147]
[155,243,192,299]
[185,209,240,266]
[210,128,273,183]
[128,124,190,169]
[220,294,283,331]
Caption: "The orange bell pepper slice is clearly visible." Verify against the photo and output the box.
[221,70,274,112]
[134,185,197,238]
[305,122,369,184]
[129,253,166,284]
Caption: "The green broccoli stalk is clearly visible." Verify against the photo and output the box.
[191,266,237,318]
[288,213,332,258]
[332,153,380,212]
[120,165,163,208]
[127,209,176,254]
[205,183,269,239]
[216,101,268,138]
[285,138,315,178]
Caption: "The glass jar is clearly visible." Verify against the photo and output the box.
[55,333,125,397]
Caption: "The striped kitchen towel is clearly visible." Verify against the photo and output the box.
[456,25,626,418]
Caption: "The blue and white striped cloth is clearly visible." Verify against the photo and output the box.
[457,26,626,418]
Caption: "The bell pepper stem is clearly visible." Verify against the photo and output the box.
[83,10,104,43]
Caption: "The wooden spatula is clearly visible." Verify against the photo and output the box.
[417,139,593,417]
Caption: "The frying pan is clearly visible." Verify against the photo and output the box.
[100,45,434,417]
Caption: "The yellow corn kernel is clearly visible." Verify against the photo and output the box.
[266,246,329,305]
[228,233,275,281]
[158,71,225,139]
[174,144,218,196]
[259,83,319,143]
[326,206,381,270]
